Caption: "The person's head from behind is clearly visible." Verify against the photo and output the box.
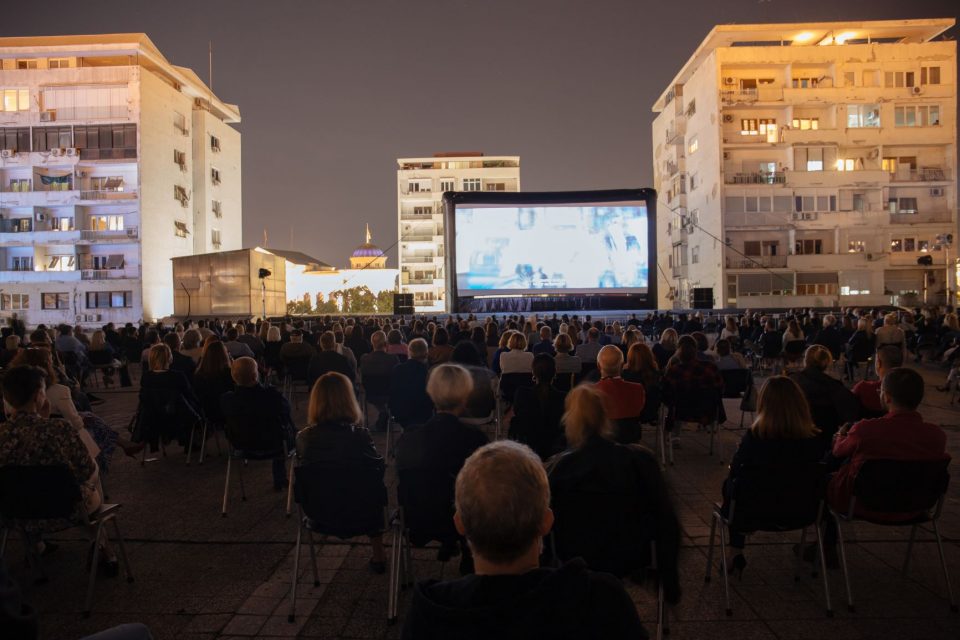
[597,345,623,378]
[290,329,304,343]
[507,332,527,351]
[225,327,239,342]
[539,325,551,341]
[715,339,732,358]
[625,342,658,373]
[451,341,482,367]
[875,345,904,379]
[753,376,818,439]
[10,347,58,385]
[267,326,281,343]
[319,331,336,352]
[587,327,600,343]
[563,385,611,449]
[308,372,361,426]
[145,329,159,345]
[426,363,473,415]
[148,343,172,372]
[182,329,201,350]
[198,340,231,376]
[231,356,259,387]
[531,353,556,386]
[2,365,48,412]
[454,441,553,569]
[370,330,387,352]
[432,327,449,346]
[4,334,20,351]
[162,332,181,353]
[803,344,832,371]
[691,332,709,352]
[660,328,678,349]
[387,329,403,346]
[676,335,698,362]
[553,332,573,355]
[880,367,924,412]
[884,312,898,327]
[407,337,428,362]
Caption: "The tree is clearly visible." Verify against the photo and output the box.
[375,289,394,314]
[315,291,338,314]
[286,292,313,315]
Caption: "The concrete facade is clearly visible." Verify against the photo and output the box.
[0,34,242,325]
[652,19,957,309]
[397,153,520,313]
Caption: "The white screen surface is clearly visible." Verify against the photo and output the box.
[454,202,649,295]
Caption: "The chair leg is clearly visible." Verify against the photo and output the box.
[796,527,808,581]
[109,517,135,583]
[718,517,732,616]
[657,579,665,640]
[199,421,209,464]
[812,518,834,617]
[667,429,675,466]
[221,457,232,517]
[704,512,718,583]
[834,518,855,612]
[285,458,294,518]
[288,522,302,622]
[902,524,917,577]
[709,421,715,457]
[238,461,247,502]
[185,423,195,466]
[83,521,106,617]
[214,429,223,457]
[0,528,8,559]
[306,530,320,587]
[388,520,402,623]
[932,519,958,612]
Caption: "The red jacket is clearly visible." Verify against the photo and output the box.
[594,377,646,420]
[828,410,947,521]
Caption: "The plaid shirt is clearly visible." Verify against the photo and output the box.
[663,358,723,417]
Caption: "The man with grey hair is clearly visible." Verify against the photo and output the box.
[360,330,399,430]
[593,345,646,434]
[388,337,433,427]
[402,440,646,639]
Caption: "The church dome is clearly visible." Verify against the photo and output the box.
[351,242,384,259]
[349,223,388,269]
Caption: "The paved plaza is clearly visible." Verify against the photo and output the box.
[6,362,960,640]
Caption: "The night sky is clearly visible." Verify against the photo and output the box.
[4,0,958,265]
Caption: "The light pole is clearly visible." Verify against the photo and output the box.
[934,234,954,308]
[258,267,271,320]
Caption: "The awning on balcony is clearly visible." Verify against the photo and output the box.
[104,177,124,190]
[107,254,125,269]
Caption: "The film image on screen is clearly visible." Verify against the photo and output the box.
[454,202,649,297]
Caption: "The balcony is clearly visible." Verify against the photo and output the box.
[720,86,784,105]
[665,123,686,146]
[724,211,792,228]
[889,210,953,225]
[784,170,888,188]
[80,267,139,280]
[402,256,436,264]
[400,211,435,221]
[726,172,786,185]
[726,254,788,269]
[0,269,81,283]
[403,233,436,242]
[671,263,688,279]
[889,168,951,183]
[79,189,138,202]
[787,253,865,269]
[80,227,139,242]
[405,278,435,286]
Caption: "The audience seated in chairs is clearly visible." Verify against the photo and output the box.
[663,335,723,445]
[395,364,488,571]
[87,330,120,387]
[450,342,496,423]
[714,339,748,371]
[263,326,284,375]
[193,341,235,426]
[593,345,646,444]
[499,332,534,374]
[852,345,902,418]
[0,365,118,573]
[844,318,876,381]
[718,376,823,575]
[509,354,566,459]
[623,342,663,427]
[388,338,434,429]
[547,385,681,606]
[552,333,582,388]
[790,345,859,445]
[359,331,400,431]
[162,332,196,388]
[181,329,204,365]
[812,314,845,362]
[135,344,201,452]
[427,327,454,366]
[402,440,648,639]
[652,328,677,371]
[0,334,21,368]
[220,357,296,491]
[296,371,386,572]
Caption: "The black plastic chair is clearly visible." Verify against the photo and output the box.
[0,465,134,617]
[288,462,387,622]
[133,387,201,465]
[830,458,956,613]
[664,386,721,466]
[220,412,294,517]
[281,354,312,406]
[782,340,807,370]
[361,373,398,457]
[496,372,534,439]
[705,463,832,617]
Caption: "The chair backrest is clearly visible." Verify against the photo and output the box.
[223,411,285,453]
[784,340,807,357]
[552,372,575,393]
[672,385,721,423]
[853,458,950,514]
[761,336,782,357]
[720,369,751,398]
[282,354,311,381]
[499,372,534,402]
[728,463,827,532]
[0,465,81,520]
[397,467,459,544]
[294,462,386,538]
[362,373,391,399]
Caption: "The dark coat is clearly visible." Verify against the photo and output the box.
[388,359,434,427]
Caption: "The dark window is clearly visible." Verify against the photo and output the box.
[0,127,30,151]
[42,292,70,310]
[32,126,73,151]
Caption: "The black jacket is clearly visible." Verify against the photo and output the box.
[546,436,681,603]
[726,429,823,485]
[812,325,845,360]
[509,385,566,460]
[220,384,294,450]
[307,350,354,386]
[402,558,646,640]
[789,367,860,441]
[297,421,382,468]
[388,359,434,427]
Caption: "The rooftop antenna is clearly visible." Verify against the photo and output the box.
[263,227,268,247]
[208,41,213,92]
[289,226,294,249]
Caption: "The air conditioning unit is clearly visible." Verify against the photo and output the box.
[40,110,56,122]
[723,151,730,160]
[723,77,736,86]
[75,169,87,178]
[35,212,46,222]
[911,85,923,95]
[50,147,64,157]
[930,187,944,197]
[126,228,137,237]
[722,114,734,123]
[66,147,78,156]
[0,149,15,158]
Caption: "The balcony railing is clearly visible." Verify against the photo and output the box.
[80,189,138,201]
[80,148,138,161]
[403,256,436,264]
[726,171,786,185]
[405,278,435,285]
[889,211,953,225]
[81,267,138,280]
[889,168,950,182]
[726,254,788,269]
[80,227,139,241]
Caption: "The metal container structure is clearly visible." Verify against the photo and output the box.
[172,249,286,318]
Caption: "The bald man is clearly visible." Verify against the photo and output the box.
[593,346,646,438]
[220,357,296,490]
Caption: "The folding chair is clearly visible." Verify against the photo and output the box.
[718,369,755,462]
[0,465,134,617]
[830,458,956,613]
[663,388,721,466]
[281,355,312,407]
[288,462,387,622]
[705,463,832,617]
[496,372,534,440]
[221,413,295,518]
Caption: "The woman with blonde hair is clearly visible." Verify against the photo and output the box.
[553,332,582,376]
[719,376,823,576]
[297,371,387,572]
[137,343,201,448]
[653,328,678,370]
[789,344,859,443]
[499,331,534,374]
[560,385,612,449]
[875,312,906,354]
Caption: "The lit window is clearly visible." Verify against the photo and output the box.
[462,178,481,192]
[688,137,698,155]
[174,220,189,238]
[848,240,865,253]
[792,117,819,130]
[0,293,29,310]
[894,105,940,127]
[921,66,940,85]
[891,238,903,252]
[41,292,70,309]
[847,104,880,128]
[1,88,30,112]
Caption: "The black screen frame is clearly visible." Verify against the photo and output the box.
[443,188,657,313]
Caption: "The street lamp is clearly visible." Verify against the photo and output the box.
[934,234,953,308]
[258,268,272,320]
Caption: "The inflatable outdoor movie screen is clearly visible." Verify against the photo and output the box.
[444,188,657,312]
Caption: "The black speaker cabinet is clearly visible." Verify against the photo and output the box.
[394,293,414,315]
[690,287,713,309]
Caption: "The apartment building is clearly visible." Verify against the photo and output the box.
[652,19,956,310]
[0,34,242,325]
[397,153,520,313]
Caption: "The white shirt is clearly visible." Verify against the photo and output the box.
[499,349,534,374]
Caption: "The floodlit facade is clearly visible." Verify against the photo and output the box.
[0,34,242,324]
[397,153,520,313]
[652,19,957,309]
